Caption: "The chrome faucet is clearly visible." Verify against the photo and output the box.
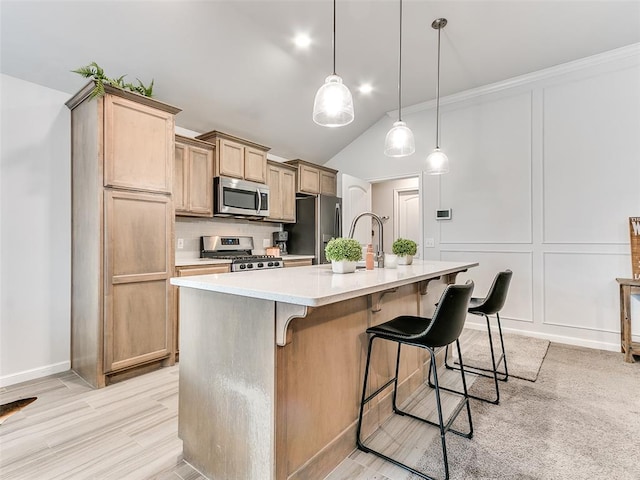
[348,212,385,268]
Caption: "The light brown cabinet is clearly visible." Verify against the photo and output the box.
[285,159,338,195]
[174,135,214,217]
[104,190,173,373]
[104,94,174,193]
[283,258,313,268]
[66,83,180,388]
[174,264,230,357]
[196,130,269,184]
[266,160,296,223]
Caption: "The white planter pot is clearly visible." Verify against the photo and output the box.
[331,260,357,274]
[397,255,413,265]
[384,253,398,269]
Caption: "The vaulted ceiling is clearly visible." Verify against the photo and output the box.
[2,1,639,163]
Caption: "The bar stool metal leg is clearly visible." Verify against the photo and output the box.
[437,269,513,405]
[357,336,473,480]
[436,314,503,405]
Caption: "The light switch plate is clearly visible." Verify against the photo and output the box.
[263,238,271,248]
[177,238,184,249]
[425,238,435,248]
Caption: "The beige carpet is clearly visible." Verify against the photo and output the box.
[411,343,640,480]
[456,331,550,382]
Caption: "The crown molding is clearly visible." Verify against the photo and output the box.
[387,42,640,118]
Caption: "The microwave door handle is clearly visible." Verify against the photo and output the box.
[256,188,262,214]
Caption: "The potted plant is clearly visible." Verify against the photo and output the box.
[325,237,363,274]
[392,238,417,265]
[72,62,154,99]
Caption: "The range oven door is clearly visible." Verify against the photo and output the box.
[214,177,269,217]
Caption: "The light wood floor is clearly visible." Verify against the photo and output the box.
[0,332,481,480]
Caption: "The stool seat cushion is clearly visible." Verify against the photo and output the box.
[365,314,453,349]
[468,296,485,311]
[366,315,433,339]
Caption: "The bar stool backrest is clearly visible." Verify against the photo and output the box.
[418,281,474,348]
[472,270,512,315]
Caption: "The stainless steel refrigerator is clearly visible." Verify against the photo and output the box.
[284,194,342,264]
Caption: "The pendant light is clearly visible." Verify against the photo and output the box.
[425,18,449,175]
[313,0,354,127]
[384,0,415,157]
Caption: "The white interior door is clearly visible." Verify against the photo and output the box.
[342,173,372,245]
[394,188,421,258]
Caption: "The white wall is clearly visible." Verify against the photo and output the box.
[0,74,71,386]
[327,44,640,351]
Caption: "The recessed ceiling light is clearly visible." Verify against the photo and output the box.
[359,83,373,94]
[293,34,312,48]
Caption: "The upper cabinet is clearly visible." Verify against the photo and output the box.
[103,94,175,194]
[196,130,269,184]
[174,135,214,217]
[266,160,296,223]
[285,159,338,196]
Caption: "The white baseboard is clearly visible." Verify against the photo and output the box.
[0,361,71,388]
[463,321,620,353]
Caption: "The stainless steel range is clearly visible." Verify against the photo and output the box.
[200,235,283,272]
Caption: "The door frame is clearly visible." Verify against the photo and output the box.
[367,172,424,261]
[393,186,421,258]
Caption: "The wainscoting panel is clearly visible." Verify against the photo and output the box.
[440,250,533,323]
[542,64,640,244]
[439,93,532,245]
[543,252,630,333]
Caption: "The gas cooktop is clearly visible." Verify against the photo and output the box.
[200,235,283,272]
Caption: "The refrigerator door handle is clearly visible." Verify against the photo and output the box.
[335,203,342,238]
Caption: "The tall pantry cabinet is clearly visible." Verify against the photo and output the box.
[66,83,181,388]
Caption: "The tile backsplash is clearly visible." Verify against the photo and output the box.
[175,217,282,260]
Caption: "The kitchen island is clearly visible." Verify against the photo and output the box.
[171,260,477,480]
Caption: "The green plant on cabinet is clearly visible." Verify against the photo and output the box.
[72,62,154,99]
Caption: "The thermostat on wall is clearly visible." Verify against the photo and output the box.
[436,209,452,220]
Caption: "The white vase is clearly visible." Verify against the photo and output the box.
[397,255,413,265]
[384,253,398,268]
[331,260,357,274]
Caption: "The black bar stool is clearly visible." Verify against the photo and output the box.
[356,281,475,480]
[439,269,513,405]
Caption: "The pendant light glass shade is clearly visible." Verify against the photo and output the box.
[385,0,414,157]
[384,121,415,157]
[313,0,354,127]
[425,148,449,174]
[426,18,449,175]
[313,74,354,127]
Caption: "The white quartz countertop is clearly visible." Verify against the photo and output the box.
[170,260,478,307]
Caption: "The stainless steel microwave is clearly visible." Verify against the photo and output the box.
[214,177,270,217]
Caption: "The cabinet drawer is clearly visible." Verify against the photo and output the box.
[178,265,231,276]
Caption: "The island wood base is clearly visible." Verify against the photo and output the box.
[178,275,455,480]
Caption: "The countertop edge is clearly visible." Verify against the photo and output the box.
[170,261,478,307]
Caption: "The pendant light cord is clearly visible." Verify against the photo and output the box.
[435,23,441,149]
[398,0,403,121]
[332,0,337,75]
